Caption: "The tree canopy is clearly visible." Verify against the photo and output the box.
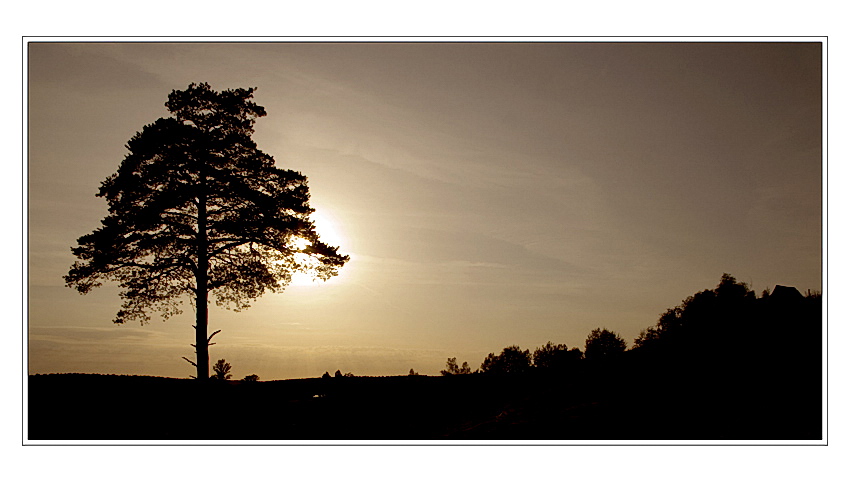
[633,273,758,351]
[583,328,626,362]
[532,342,582,371]
[480,345,532,374]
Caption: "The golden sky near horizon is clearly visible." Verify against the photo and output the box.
[27,41,823,380]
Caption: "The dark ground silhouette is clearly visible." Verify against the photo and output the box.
[29,276,822,440]
[28,361,820,440]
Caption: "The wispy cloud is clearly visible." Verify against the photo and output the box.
[28,325,173,346]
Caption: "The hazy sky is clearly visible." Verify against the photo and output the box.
[27,41,822,380]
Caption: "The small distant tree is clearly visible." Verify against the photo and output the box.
[242,374,259,382]
[321,371,331,379]
[334,369,343,378]
[584,329,626,362]
[343,372,355,377]
[715,273,754,301]
[441,357,472,375]
[408,368,419,376]
[211,358,232,380]
[441,357,459,376]
[480,345,532,374]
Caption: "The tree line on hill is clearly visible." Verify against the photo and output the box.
[439,273,821,378]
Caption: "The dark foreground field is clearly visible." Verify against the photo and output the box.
[28,361,822,441]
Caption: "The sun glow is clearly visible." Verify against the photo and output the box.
[312,212,345,250]
[288,211,350,287]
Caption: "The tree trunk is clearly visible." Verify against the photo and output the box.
[195,270,209,380]
[195,163,209,380]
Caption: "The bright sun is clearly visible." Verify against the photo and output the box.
[288,212,349,287]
